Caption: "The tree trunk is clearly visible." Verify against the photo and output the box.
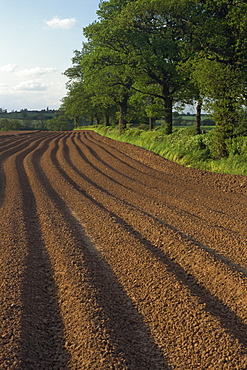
[95,115,100,125]
[163,96,173,134]
[162,83,173,134]
[104,113,110,127]
[195,98,202,134]
[213,97,237,157]
[149,116,154,130]
[74,117,79,129]
[119,95,128,134]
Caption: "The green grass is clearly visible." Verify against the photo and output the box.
[76,125,247,176]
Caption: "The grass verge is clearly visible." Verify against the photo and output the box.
[77,125,247,176]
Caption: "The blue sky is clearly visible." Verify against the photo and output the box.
[0,0,100,111]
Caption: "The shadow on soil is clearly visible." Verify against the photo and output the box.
[72,218,169,369]
[64,135,247,280]
[51,134,247,352]
[115,217,247,349]
[34,135,171,370]
[57,134,247,334]
[16,141,70,369]
[69,133,247,348]
[0,164,6,207]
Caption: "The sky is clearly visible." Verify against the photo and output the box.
[0,0,100,111]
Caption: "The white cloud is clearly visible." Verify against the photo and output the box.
[0,65,58,77]
[0,64,18,73]
[45,16,76,30]
[0,64,67,110]
[0,83,10,91]
[17,67,58,77]
[14,80,48,91]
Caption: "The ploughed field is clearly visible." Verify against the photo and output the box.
[0,130,247,370]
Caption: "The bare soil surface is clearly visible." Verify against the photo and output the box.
[0,130,246,369]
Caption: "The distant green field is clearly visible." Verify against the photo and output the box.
[0,110,56,120]
[0,110,57,131]
[156,114,215,128]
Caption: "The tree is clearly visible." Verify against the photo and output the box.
[45,109,74,131]
[82,25,136,133]
[90,0,193,133]
[62,0,247,156]
[129,90,164,129]
[176,0,247,155]
[62,82,94,128]
[0,119,23,131]
[64,44,120,129]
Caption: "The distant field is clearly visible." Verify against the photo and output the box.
[156,114,215,128]
[0,110,56,120]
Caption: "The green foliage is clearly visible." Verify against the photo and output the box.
[82,125,246,175]
[186,0,247,154]
[61,81,97,128]
[0,119,23,131]
[63,0,247,158]
[45,110,74,131]
[201,118,215,126]
[0,109,56,130]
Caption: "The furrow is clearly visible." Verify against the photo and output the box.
[1,131,246,369]
[42,132,247,368]
[0,133,57,369]
[0,133,55,206]
[24,132,168,369]
[58,132,247,341]
[77,131,247,269]
[88,131,247,220]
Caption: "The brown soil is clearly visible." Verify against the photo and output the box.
[0,130,246,369]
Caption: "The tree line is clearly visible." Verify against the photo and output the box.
[62,0,247,157]
[0,109,56,131]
